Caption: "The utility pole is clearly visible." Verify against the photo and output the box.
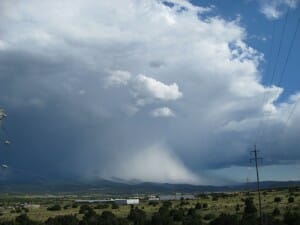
[250,145,263,225]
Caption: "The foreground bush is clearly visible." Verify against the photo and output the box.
[47,204,61,211]
[210,213,239,225]
[284,211,300,225]
[127,207,147,225]
[45,215,79,225]
[15,214,42,225]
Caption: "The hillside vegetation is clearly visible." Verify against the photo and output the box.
[0,187,299,225]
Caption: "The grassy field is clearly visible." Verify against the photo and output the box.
[0,187,299,223]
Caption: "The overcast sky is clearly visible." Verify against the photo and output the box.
[0,0,300,185]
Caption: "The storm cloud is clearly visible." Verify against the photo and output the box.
[0,0,299,184]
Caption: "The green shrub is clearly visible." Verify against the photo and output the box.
[180,200,189,206]
[111,203,119,209]
[15,214,41,225]
[187,208,196,217]
[284,211,300,225]
[244,198,257,214]
[203,213,215,220]
[195,203,202,209]
[212,196,218,201]
[148,201,158,207]
[23,208,29,213]
[235,204,240,212]
[127,207,147,225]
[47,204,61,211]
[274,197,281,203]
[273,208,280,216]
[79,204,93,214]
[45,215,79,225]
[15,208,22,213]
[170,208,184,221]
[210,213,239,225]
[288,197,294,203]
[162,201,172,208]
[95,204,109,209]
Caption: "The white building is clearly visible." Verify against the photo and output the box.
[75,199,113,204]
[75,198,139,205]
[115,199,139,205]
[23,204,40,209]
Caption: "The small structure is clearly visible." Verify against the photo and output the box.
[75,199,113,204]
[115,199,139,205]
[23,204,40,209]
[149,197,160,201]
[159,193,195,201]
[75,198,139,205]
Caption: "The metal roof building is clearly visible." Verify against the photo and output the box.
[75,198,139,205]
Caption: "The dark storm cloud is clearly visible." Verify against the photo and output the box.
[0,0,299,184]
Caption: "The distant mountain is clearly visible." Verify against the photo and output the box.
[0,179,299,194]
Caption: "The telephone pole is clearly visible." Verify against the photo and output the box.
[250,145,263,224]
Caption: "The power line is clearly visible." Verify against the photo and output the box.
[254,11,300,147]
[258,15,300,144]
[252,21,276,145]
[286,98,299,124]
[269,9,289,85]
[253,12,289,145]
[264,21,276,85]
[278,17,300,86]
[275,17,300,128]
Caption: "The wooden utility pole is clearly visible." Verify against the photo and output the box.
[250,145,263,225]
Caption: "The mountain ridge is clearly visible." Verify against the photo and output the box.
[0,179,299,194]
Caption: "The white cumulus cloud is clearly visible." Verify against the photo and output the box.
[107,71,183,107]
[151,107,175,117]
[132,75,183,105]
[106,70,132,87]
[259,0,298,19]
